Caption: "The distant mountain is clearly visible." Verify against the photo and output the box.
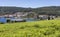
[0,6,60,15]
[33,6,60,15]
[0,7,33,15]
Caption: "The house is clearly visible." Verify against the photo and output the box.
[13,12,28,18]
[38,15,48,20]
[38,15,57,20]
[49,15,55,19]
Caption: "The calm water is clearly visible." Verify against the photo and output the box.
[10,17,36,22]
[25,18,36,22]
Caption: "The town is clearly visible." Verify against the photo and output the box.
[0,12,58,23]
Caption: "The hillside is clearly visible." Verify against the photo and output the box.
[0,7,33,15]
[0,6,60,15]
[0,20,60,37]
[33,6,60,15]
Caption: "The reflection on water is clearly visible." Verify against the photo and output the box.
[25,18,36,22]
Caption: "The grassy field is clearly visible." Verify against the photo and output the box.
[0,20,60,37]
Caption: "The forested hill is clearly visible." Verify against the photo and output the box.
[33,6,60,15]
[0,6,60,15]
[0,7,33,15]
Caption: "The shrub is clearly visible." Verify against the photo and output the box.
[33,24,40,28]
[55,26,60,30]
[20,26,25,29]
[43,29,55,35]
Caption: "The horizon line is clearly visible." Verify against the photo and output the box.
[0,5,60,8]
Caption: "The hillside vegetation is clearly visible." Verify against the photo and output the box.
[0,20,60,37]
[0,6,60,15]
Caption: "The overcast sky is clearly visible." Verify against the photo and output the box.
[0,0,60,8]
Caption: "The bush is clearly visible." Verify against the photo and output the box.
[20,26,25,29]
[43,29,55,35]
[33,24,40,28]
[0,22,5,24]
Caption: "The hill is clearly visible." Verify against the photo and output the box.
[0,6,60,15]
[0,6,33,15]
[33,6,60,15]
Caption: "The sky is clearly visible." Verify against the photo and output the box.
[0,0,60,8]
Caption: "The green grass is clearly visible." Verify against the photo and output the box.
[0,20,60,37]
